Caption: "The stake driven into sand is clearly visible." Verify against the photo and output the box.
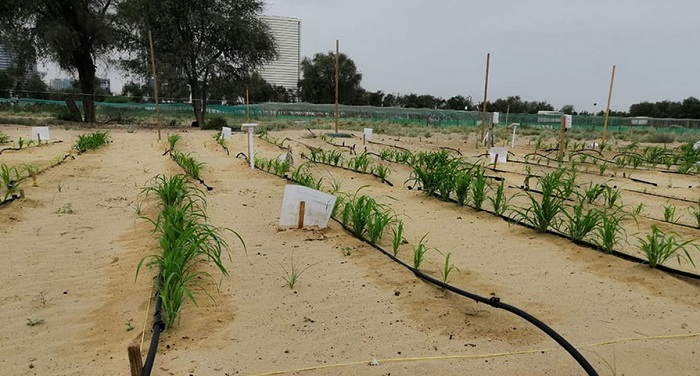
[241,123,257,169]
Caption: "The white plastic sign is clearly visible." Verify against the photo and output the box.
[564,115,572,129]
[279,185,337,229]
[221,126,232,140]
[488,146,509,163]
[492,112,500,124]
[32,126,50,142]
[363,128,373,140]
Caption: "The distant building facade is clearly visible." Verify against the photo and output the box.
[0,44,15,70]
[259,16,301,94]
[50,78,73,91]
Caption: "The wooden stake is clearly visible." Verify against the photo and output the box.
[128,345,143,376]
[246,85,250,122]
[362,134,366,145]
[148,30,162,141]
[601,65,616,149]
[558,116,567,161]
[297,201,306,229]
[335,39,340,134]
[481,53,490,142]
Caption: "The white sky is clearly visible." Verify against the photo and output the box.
[264,0,700,112]
[44,0,700,112]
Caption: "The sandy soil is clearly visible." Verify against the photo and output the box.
[0,123,699,376]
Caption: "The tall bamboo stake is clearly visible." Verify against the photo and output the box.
[601,65,616,148]
[335,39,340,133]
[246,85,250,122]
[148,30,162,141]
[481,53,491,141]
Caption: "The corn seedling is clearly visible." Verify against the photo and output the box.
[347,153,371,173]
[290,163,323,190]
[0,131,10,144]
[562,202,601,243]
[172,151,205,180]
[373,164,391,182]
[487,180,511,215]
[1,164,21,201]
[412,234,429,270]
[469,165,488,210]
[22,163,40,187]
[592,209,628,253]
[340,192,393,243]
[691,204,700,228]
[439,252,460,284]
[662,204,679,223]
[598,163,609,176]
[601,185,623,209]
[17,137,35,149]
[454,169,472,206]
[513,168,569,233]
[632,203,644,216]
[581,182,605,204]
[391,220,404,256]
[56,203,74,214]
[637,225,697,268]
[279,252,317,289]
[167,133,181,154]
[74,131,109,153]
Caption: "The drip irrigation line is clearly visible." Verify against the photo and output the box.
[249,160,596,374]
[623,188,698,204]
[331,218,599,376]
[198,178,214,191]
[629,177,657,186]
[438,146,462,155]
[0,195,20,207]
[367,140,410,151]
[0,140,63,155]
[324,140,356,154]
[142,282,165,376]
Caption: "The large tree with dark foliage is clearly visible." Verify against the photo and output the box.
[0,0,117,122]
[629,97,700,119]
[298,51,363,105]
[118,0,277,126]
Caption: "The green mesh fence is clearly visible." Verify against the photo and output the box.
[2,98,700,133]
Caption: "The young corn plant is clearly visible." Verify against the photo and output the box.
[690,204,700,229]
[487,180,511,215]
[601,185,623,209]
[0,131,10,144]
[74,131,109,154]
[279,252,317,289]
[513,168,569,233]
[372,164,391,182]
[454,168,473,206]
[439,252,460,284]
[662,204,679,223]
[581,182,605,204]
[470,165,488,210]
[1,164,21,201]
[391,220,404,256]
[562,201,601,243]
[167,133,181,155]
[637,225,697,268]
[290,163,323,190]
[412,234,429,270]
[592,209,628,254]
[172,152,206,181]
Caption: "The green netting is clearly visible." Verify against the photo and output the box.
[2,98,700,133]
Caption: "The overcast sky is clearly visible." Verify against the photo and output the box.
[265,0,700,112]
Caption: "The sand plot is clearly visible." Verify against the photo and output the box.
[1,125,699,375]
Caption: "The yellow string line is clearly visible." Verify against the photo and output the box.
[139,283,155,353]
[248,332,700,376]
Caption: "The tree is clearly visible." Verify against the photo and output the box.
[118,0,277,126]
[0,1,117,122]
[560,105,576,115]
[298,51,363,104]
[443,95,475,111]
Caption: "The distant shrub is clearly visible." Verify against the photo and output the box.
[644,132,675,143]
[202,116,227,130]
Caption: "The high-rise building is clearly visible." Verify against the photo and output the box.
[259,16,301,94]
[0,44,14,71]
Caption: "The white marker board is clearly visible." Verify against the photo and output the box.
[564,115,572,129]
[221,126,232,140]
[492,112,500,124]
[32,126,50,142]
[279,185,336,229]
[363,128,373,140]
[489,146,509,163]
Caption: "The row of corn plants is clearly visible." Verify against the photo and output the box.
[307,149,393,184]
[138,174,242,328]
[74,131,109,154]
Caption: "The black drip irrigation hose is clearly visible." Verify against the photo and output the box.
[367,139,410,151]
[0,140,64,155]
[142,281,165,376]
[332,219,599,376]
[623,188,698,204]
[198,178,214,191]
[247,159,598,374]
[0,195,20,207]
[425,190,700,280]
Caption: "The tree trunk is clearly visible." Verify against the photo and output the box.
[191,82,204,127]
[75,51,96,123]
